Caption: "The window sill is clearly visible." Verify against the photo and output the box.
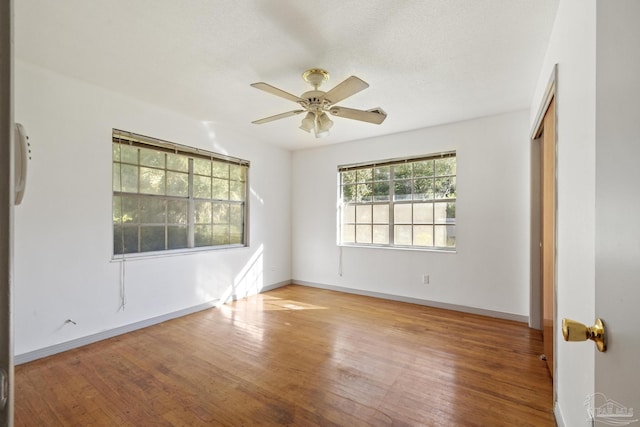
[338,243,456,254]
[110,244,248,262]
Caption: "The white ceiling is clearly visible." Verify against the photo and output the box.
[15,0,559,151]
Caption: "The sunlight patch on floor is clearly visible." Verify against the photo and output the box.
[229,294,327,311]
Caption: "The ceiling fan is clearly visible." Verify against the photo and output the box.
[250,68,387,138]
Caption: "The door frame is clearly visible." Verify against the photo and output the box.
[0,0,15,425]
[530,64,558,396]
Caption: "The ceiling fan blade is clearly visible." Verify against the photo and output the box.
[250,82,304,103]
[321,76,369,105]
[252,110,305,124]
[329,106,387,124]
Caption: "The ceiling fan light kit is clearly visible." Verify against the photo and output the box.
[251,68,387,139]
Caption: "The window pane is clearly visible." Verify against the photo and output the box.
[212,203,229,224]
[342,224,355,243]
[341,170,356,185]
[356,183,372,202]
[446,203,456,224]
[113,225,123,254]
[120,145,138,164]
[194,201,212,224]
[394,180,412,201]
[230,225,243,245]
[413,160,434,178]
[435,177,456,199]
[342,185,356,203]
[446,225,456,247]
[435,202,456,224]
[356,205,372,224]
[229,204,243,228]
[139,197,166,224]
[373,181,390,201]
[167,153,188,172]
[373,225,389,244]
[394,204,412,224]
[113,164,121,192]
[194,175,212,199]
[212,178,229,200]
[168,226,188,249]
[113,196,122,224]
[394,164,412,180]
[167,200,188,224]
[413,178,433,200]
[342,204,355,223]
[167,172,188,197]
[140,148,165,168]
[140,226,166,252]
[112,144,120,161]
[194,158,211,176]
[435,225,455,247]
[140,167,165,195]
[413,203,433,224]
[434,203,446,224]
[119,196,138,224]
[413,225,434,246]
[356,225,372,244]
[229,180,245,201]
[212,162,229,179]
[213,225,230,245]
[230,164,245,181]
[356,168,372,182]
[114,225,138,254]
[374,166,390,181]
[394,225,412,245]
[195,225,212,247]
[120,164,138,193]
[435,157,456,176]
[373,204,389,224]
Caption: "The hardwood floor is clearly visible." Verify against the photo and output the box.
[14,285,554,426]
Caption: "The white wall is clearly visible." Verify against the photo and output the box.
[13,61,292,357]
[292,111,531,318]
[530,1,596,425]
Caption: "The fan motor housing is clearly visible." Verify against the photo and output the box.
[300,90,329,112]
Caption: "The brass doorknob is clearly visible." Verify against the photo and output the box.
[562,318,607,352]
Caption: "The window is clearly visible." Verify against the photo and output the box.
[112,130,249,255]
[339,152,456,250]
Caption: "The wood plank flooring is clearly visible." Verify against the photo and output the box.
[14,284,555,426]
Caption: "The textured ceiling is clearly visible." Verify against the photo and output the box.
[15,0,559,150]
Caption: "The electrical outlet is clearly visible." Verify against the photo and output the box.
[422,274,430,285]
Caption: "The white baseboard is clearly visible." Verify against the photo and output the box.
[294,280,529,323]
[15,280,290,365]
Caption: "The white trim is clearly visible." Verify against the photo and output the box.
[530,64,558,140]
[295,280,528,323]
[0,0,14,423]
[554,401,575,427]
[14,280,290,365]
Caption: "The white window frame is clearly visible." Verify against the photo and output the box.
[338,152,456,251]
[112,130,250,257]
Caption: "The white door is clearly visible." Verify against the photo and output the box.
[593,1,640,425]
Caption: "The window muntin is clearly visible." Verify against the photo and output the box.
[112,131,249,256]
[339,153,456,250]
